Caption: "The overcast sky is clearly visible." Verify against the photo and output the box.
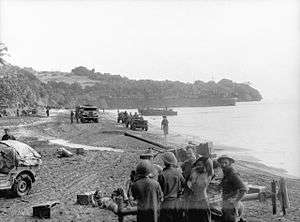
[0,0,299,101]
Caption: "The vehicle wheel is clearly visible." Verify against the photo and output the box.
[12,174,32,197]
[95,119,99,123]
[145,127,148,131]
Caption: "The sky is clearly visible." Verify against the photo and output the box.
[0,0,299,101]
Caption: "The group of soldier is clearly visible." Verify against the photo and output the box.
[125,148,247,222]
[118,111,141,127]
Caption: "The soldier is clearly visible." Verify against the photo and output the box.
[131,160,163,222]
[124,170,136,203]
[185,161,211,222]
[217,155,247,222]
[181,147,197,180]
[2,128,16,141]
[161,115,169,139]
[133,112,139,118]
[70,110,74,124]
[158,152,185,222]
[75,109,79,123]
[123,111,129,125]
[46,107,50,117]
[140,149,163,181]
[192,155,214,181]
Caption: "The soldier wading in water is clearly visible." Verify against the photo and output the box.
[161,115,169,142]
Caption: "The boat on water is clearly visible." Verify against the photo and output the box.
[138,107,178,116]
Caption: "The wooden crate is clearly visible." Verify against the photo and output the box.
[77,191,95,205]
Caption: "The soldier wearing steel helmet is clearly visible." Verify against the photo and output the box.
[158,152,185,222]
[131,160,163,222]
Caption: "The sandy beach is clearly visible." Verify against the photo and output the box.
[0,111,299,222]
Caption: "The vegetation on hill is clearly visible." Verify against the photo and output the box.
[0,65,262,109]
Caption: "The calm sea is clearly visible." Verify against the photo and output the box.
[125,101,300,177]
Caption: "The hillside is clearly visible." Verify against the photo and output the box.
[0,65,262,109]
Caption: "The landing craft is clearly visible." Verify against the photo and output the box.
[138,107,177,116]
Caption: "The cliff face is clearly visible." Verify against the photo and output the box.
[0,65,262,109]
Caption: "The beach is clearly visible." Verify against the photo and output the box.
[0,110,299,221]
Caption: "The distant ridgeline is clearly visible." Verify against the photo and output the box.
[0,65,262,109]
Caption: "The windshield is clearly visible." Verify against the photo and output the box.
[83,108,98,111]
[0,144,15,173]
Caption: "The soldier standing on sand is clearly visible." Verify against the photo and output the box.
[158,152,185,222]
[46,107,50,117]
[217,155,247,222]
[139,149,163,181]
[70,110,74,124]
[2,128,16,141]
[131,160,163,222]
[185,160,211,222]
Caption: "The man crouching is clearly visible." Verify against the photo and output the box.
[132,160,163,222]
[218,155,247,222]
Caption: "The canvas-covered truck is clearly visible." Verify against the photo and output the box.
[0,140,42,196]
[76,105,100,123]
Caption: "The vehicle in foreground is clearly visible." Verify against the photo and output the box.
[76,105,100,123]
[138,107,177,116]
[0,140,42,196]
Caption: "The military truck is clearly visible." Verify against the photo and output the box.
[129,116,148,131]
[0,140,42,196]
[76,105,100,123]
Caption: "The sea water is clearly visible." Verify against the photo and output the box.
[131,101,300,177]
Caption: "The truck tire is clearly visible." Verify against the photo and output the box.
[12,174,32,197]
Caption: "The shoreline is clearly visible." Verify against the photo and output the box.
[0,111,299,221]
[107,111,296,179]
[1,109,296,179]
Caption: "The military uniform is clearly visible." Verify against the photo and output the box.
[161,118,169,135]
[185,167,211,222]
[158,166,185,222]
[132,160,163,222]
[70,111,74,124]
[220,166,247,222]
